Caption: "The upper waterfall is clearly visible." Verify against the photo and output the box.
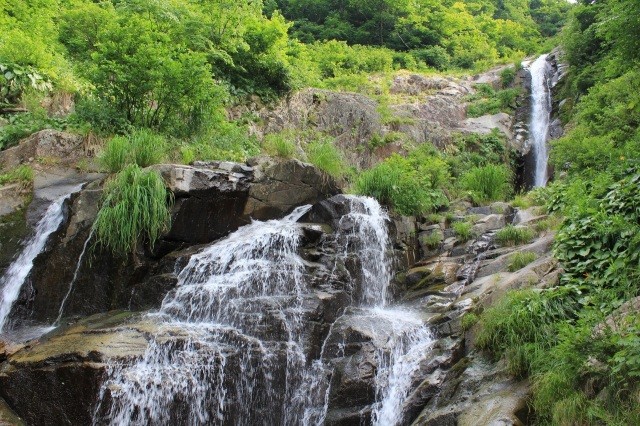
[527,54,552,187]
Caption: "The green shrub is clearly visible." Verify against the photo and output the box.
[508,252,538,272]
[353,152,449,216]
[496,225,534,246]
[500,66,517,88]
[452,221,473,242]
[263,133,297,158]
[306,140,345,179]
[460,164,512,203]
[412,46,451,70]
[0,112,68,151]
[93,164,172,255]
[466,87,520,118]
[0,165,33,186]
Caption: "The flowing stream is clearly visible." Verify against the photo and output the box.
[527,54,552,187]
[94,196,434,425]
[0,188,80,332]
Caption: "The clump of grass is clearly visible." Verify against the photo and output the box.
[263,133,296,158]
[99,129,167,173]
[496,225,534,246]
[460,164,512,204]
[461,312,479,331]
[0,164,33,186]
[129,129,167,168]
[421,232,442,250]
[534,217,560,233]
[508,251,538,272]
[93,164,172,255]
[306,140,345,179]
[100,135,129,173]
[452,221,473,242]
[511,193,532,209]
[424,213,443,224]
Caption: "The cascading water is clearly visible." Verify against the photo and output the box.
[335,196,435,426]
[94,196,435,425]
[0,188,80,332]
[94,205,330,425]
[527,54,552,187]
[55,228,94,324]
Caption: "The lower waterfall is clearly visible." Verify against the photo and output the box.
[0,187,81,332]
[94,196,434,425]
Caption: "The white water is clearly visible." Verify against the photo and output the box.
[95,196,435,425]
[335,196,435,426]
[94,205,331,425]
[528,54,552,187]
[55,228,94,324]
[0,189,78,332]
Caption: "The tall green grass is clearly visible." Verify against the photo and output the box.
[99,129,167,173]
[93,164,172,255]
[495,225,534,246]
[507,251,537,271]
[263,133,296,158]
[306,140,345,179]
[460,164,512,204]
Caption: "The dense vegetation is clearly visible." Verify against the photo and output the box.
[474,0,640,423]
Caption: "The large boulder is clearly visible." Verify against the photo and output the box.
[0,130,85,170]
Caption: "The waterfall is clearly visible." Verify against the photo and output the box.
[0,188,79,332]
[94,196,435,425]
[335,196,435,426]
[528,54,552,187]
[94,205,330,425]
[55,228,94,324]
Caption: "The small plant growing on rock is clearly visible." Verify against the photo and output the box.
[452,221,473,242]
[508,252,538,272]
[460,164,512,204]
[0,164,33,187]
[263,133,296,158]
[421,232,442,250]
[306,140,345,179]
[99,129,167,173]
[496,225,534,246]
[93,164,172,255]
[461,312,479,331]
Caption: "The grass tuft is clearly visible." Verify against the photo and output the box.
[0,165,34,187]
[452,221,473,242]
[99,129,167,173]
[508,251,538,272]
[496,225,534,246]
[460,164,512,204]
[306,140,345,179]
[93,164,172,255]
[263,133,296,158]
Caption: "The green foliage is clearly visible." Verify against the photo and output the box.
[306,140,345,179]
[446,130,511,177]
[99,129,167,173]
[499,66,517,88]
[495,225,534,246]
[461,312,479,331]
[263,132,297,158]
[0,112,68,151]
[420,232,442,250]
[0,62,53,107]
[353,146,449,216]
[466,86,520,117]
[508,252,538,272]
[93,164,172,255]
[452,221,473,242]
[0,165,33,186]
[460,164,512,204]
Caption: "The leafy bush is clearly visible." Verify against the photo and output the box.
[460,164,512,204]
[0,62,52,107]
[263,132,297,158]
[306,140,345,179]
[500,66,517,88]
[467,88,520,117]
[508,252,538,272]
[93,165,172,255]
[452,221,473,242]
[412,46,451,70]
[0,112,68,151]
[353,150,449,216]
[495,225,534,246]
